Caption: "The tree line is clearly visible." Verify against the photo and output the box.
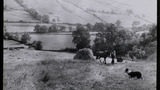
[72,22,157,60]
[33,24,67,33]
[4,20,156,60]
[15,0,50,23]
[4,26,43,50]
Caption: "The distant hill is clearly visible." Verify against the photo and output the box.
[4,0,153,27]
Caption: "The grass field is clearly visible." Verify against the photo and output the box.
[4,22,96,50]
[4,23,53,32]
[4,0,153,26]
[3,39,157,90]
[3,40,28,48]
[30,34,96,50]
[3,48,156,90]
[30,34,76,50]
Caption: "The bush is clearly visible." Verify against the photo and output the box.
[74,48,94,60]
[115,20,121,27]
[92,23,135,57]
[34,24,49,33]
[86,23,93,31]
[148,24,157,41]
[61,47,77,53]
[59,26,66,31]
[42,15,50,23]
[32,41,43,50]
[114,44,133,57]
[48,24,58,32]
[128,46,147,60]
[6,33,14,40]
[34,24,41,33]
[3,25,8,39]
[27,8,41,21]
[41,25,48,33]
[21,33,31,44]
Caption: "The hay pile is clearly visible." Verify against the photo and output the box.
[74,48,94,60]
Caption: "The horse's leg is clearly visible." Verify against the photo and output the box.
[104,57,106,64]
[99,56,101,63]
[111,58,114,64]
[99,58,101,63]
[96,56,98,59]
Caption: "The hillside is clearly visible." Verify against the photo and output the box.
[4,0,154,27]
[4,48,156,90]
[4,0,39,22]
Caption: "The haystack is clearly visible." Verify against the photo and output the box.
[74,48,94,60]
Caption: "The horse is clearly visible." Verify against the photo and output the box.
[95,50,110,64]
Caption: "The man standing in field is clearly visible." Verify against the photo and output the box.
[111,51,116,64]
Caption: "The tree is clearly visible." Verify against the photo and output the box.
[76,23,83,29]
[34,24,48,33]
[42,15,50,23]
[141,33,147,40]
[7,34,14,40]
[33,41,43,50]
[28,8,38,19]
[3,25,7,39]
[148,24,157,41]
[126,9,133,15]
[34,24,41,33]
[115,20,121,27]
[103,24,118,50]
[21,33,31,44]
[72,26,91,49]
[48,24,58,32]
[132,21,140,27]
[40,25,48,33]
[57,17,60,22]
[52,18,56,22]
[86,23,93,31]
[13,33,20,41]
[16,0,24,4]
[37,15,42,21]
[139,24,157,46]
[129,46,146,59]
[93,23,132,56]
[92,36,107,54]
[59,26,66,31]
[93,24,117,52]
[69,26,73,32]
[93,22,105,32]
[111,10,116,14]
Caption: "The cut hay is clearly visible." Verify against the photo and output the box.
[73,48,95,60]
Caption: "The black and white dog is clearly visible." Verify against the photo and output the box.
[125,68,142,79]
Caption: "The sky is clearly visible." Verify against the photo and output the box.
[114,0,157,23]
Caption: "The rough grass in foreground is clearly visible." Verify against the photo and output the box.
[4,59,156,90]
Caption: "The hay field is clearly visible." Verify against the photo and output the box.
[3,48,156,90]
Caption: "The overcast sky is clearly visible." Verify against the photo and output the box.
[115,0,157,23]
